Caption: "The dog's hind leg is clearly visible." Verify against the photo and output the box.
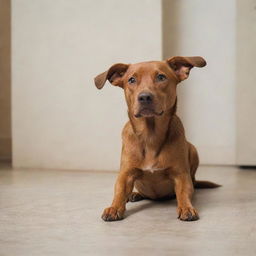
[188,142,199,185]
[188,142,221,188]
[127,192,147,202]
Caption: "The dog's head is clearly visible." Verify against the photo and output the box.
[94,56,206,118]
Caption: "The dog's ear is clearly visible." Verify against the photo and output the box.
[94,63,129,89]
[166,56,206,82]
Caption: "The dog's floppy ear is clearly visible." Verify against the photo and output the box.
[166,56,206,82]
[94,63,129,89]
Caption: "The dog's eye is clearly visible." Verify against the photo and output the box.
[156,74,167,81]
[128,77,136,84]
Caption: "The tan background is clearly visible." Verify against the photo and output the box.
[11,0,162,170]
[1,0,255,169]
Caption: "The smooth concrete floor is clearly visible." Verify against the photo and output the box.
[0,164,256,256]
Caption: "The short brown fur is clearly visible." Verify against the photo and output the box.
[94,56,220,222]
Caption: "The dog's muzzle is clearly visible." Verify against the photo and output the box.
[134,92,163,118]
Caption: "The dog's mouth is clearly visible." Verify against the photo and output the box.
[134,108,164,118]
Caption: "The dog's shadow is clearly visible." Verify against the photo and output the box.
[125,196,177,218]
[125,191,207,218]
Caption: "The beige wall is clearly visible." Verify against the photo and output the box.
[0,0,11,160]
[163,0,236,165]
[12,0,162,170]
[236,0,256,165]
[12,0,253,169]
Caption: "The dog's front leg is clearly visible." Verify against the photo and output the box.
[102,169,137,221]
[174,172,199,221]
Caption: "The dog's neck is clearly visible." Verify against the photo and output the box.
[128,99,177,155]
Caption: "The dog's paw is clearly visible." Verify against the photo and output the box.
[101,207,124,222]
[177,206,199,221]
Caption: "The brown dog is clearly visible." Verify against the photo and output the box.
[94,56,220,222]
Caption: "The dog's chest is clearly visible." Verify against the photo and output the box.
[141,165,165,173]
[140,154,165,173]
[138,144,176,175]
[139,144,169,173]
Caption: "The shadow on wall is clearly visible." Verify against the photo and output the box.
[162,0,237,165]
[162,0,181,59]
[162,0,188,134]
[0,0,11,162]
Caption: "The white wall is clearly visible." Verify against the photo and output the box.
[163,0,236,165]
[236,0,256,165]
[12,0,239,169]
[12,0,162,170]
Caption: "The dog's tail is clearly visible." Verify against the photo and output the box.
[194,180,221,189]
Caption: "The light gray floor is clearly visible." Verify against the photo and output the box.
[0,164,256,256]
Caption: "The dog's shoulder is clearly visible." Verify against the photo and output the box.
[121,121,136,141]
[121,121,143,160]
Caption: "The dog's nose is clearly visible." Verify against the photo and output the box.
[138,92,153,104]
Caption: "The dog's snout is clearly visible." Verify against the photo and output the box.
[138,92,153,104]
